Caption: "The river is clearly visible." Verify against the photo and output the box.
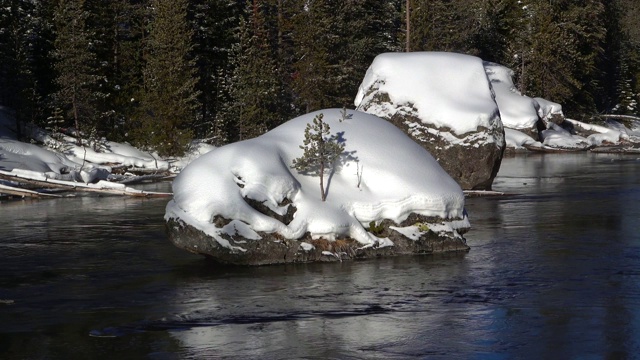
[1,153,640,359]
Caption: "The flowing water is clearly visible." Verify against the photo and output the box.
[1,153,640,359]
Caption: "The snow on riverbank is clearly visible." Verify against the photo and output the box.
[0,107,214,187]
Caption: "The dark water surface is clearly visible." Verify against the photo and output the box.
[1,153,640,359]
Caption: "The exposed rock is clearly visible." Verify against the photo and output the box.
[384,112,505,190]
[166,213,469,266]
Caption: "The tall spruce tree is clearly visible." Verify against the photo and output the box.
[506,0,606,118]
[0,0,51,137]
[291,0,397,112]
[608,0,640,115]
[408,0,479,54]
[470,0,522,64]
[224,0,286,141]
[135,0,200,157]
[189,0,239,143]
[52,0,103,145]
[291,0,338,112]
[85,0,147,141]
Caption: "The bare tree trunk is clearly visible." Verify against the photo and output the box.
[520,52,526,94]
[320,160,326,201]
[277,0,283,54]
[406,0,411,52]
[72,89,81,146]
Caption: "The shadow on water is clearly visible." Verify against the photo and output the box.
[2,153,640,359]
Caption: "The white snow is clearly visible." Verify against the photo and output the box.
[565,119,624,145]
[166,109,468,250]
[299,242,315,251]
[604,118,640,142]
[484,62,540,130]
[504,128,542,149]
[0,108,214,185]
[541,123,590,149]
[354,52,501,136]
[534,97,564,120]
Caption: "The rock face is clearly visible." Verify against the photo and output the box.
[383,113,504,190]
[166,214,469,266]
[355,52,506,190]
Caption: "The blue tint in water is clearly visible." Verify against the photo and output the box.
[1,153,640,359]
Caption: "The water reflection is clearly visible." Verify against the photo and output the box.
[1,154,640,358]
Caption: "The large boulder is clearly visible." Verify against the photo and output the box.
[354,52,505,190]
[165,109,470,265]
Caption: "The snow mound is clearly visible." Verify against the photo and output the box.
[541,123,590,149]
[535,97,564,120]
[566,119,624,146]
[604,118,640,142]
[505,128,542,149]
[166,109,467,249]
[354,52,501,136]
[0,138,77,175]
[484,62,540,130]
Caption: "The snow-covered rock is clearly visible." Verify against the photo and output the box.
[541,123,591,149]
[504,128,543,150]
[482,62,634,152]
[354,52,505,190]
[484,62,541,133]
[534,97,564,122]
[165,109,470,265]
[604,118,640,143]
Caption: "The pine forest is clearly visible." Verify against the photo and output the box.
[0,0,639,156]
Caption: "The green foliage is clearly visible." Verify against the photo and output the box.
[223,0,288,142]
[44,107,67,151]
[134,0,200,157]
[52,0,104,145]
[0,0,55,137]
[85,0,148,141]
[415,223,430,233]
[368,221,385,236]
[291,0,398,112]
[292,113,345,201]
[505,0,607,117]
[189,0,239,142]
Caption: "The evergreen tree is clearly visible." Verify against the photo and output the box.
[52,0,103,145]
[224,0,287,141]
[291,0,398,112]
[336,0,400,105]
[85,0,147,141]
[292,113,345,202]
[135,0,200,156]
[291,0,340,112]
[408,0,479,54]
[189,0,239,144]
[0,0,56,137]
[608,0,640,115]
[470,0,522,64]
[506,0,606,118]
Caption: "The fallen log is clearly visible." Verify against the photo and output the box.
[523,144,589,153]
[0,170,172,198]
[0,183,63,198]
[593,114,640,121]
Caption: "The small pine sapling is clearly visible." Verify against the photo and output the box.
[292,113,345,201]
